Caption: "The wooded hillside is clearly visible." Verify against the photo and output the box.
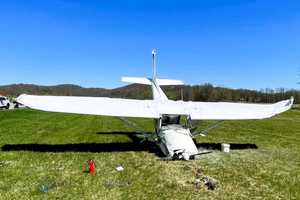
[0,83,299,103]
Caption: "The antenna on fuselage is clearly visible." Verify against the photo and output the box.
[152,49,157,81]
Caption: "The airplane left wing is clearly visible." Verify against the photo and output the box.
[17,94,160,118]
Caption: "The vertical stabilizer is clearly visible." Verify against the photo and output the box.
[150,49,168,100]
[152,49,157,82]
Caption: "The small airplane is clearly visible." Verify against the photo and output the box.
[17,49,294,160]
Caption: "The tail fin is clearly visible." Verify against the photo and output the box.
[121,49,184,100]
[152,49,157,81]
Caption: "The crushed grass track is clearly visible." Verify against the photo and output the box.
[0,108,299,199]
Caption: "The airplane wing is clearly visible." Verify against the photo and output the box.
[17,94,160,118]
[182,97,294,120]
[17,94,293,120]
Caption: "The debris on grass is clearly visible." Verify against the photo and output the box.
[38,179,67,193]
[104,180,131,189]
[116,165,124,172]
[38,182,54,193]
[191,168,218,190]
[202,176,218,190]
[39,184,49,193]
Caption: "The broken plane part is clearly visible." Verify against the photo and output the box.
[157,120,198,160]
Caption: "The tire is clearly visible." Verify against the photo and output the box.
[6,103,10,109]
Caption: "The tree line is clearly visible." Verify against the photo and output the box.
[0,83,299,104]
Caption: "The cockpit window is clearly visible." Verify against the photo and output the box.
[161,115,181,126]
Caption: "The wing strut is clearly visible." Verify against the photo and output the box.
[117,117,146,134]
[193,121,223,137]
[117,117,157,143]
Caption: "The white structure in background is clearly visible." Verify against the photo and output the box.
[17,50,294,160]
[0,96,11,109]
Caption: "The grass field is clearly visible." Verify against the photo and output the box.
[0,108,299,199]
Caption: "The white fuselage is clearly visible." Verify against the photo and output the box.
[150,79,199,160]
[157,124,199,160]
[122,50,199,160]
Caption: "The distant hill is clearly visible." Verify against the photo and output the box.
[0,83,299,103]
[0,83,152,99]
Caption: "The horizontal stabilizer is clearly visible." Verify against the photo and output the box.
[156,79,184,86]
[121,77,184,86]
[121,77,151,85]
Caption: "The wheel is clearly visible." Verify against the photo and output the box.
[6,103,10,109]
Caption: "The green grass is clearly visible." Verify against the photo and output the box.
[0,108,299,199]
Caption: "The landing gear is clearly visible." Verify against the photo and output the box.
[6,103,10,109]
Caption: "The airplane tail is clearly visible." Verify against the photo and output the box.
[121,49,184,100]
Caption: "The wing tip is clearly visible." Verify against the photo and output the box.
[272,96,294,116]
[289,96,294,106]
[283,96,294,108]
[16,94,28,105]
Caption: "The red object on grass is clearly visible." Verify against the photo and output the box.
[87,160,95,173]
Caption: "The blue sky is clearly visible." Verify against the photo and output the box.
[0,0,299,90]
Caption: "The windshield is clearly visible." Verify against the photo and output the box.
[161,115,181,126]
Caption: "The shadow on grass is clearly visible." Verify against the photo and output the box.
[1,142,153,152]
[96,131,153,137]
[1,131,257,153]
[1,131,160,154]
[197,143,258,150]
